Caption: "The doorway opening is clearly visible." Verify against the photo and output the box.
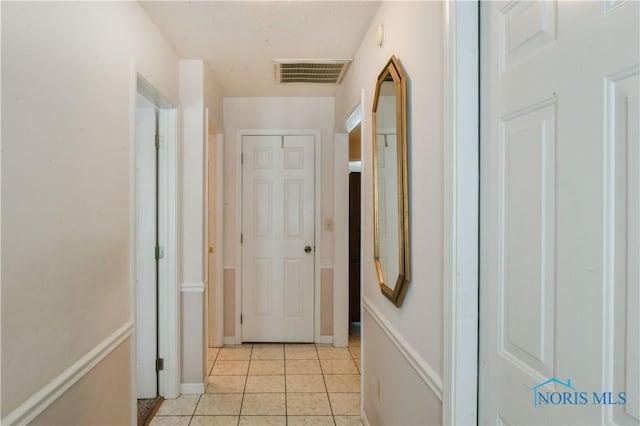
[134,75,179,422]
[348,124,362,339]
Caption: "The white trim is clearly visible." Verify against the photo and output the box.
[346,103,363,133]
[223,264,235,270]
[180,382,205,395]
[362,412,371,426]
[204,110,210,358]
[214,133,225,348]
[236,129,322,344]
[363,296,443,401]
[180,282,206,293]
[128,59,138,426]
[0,1,2,413]
[1,322,134,426]
[442,2,479,425]
[319,263,334,269]
[316,336,334,345]
[334,132,349,348]
[348,161,362,173]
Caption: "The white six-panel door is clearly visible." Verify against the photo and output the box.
[480,1,639,424]
[242,135,315,342]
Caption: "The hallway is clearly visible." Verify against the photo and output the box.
[151,336,362,426]
[2,1,639,425]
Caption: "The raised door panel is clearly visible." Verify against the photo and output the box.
[609,70,639,425]
[253,180,273,240]
[499,101,556,381]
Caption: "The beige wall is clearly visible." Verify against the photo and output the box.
[181,292,206,384]
[335,1,445,423]
[204,63,224,136]
[362,310,442,425]
[30,341,132,426]
[223,269,236,337]
[349,123,362,161]
[320,268,334,336]
[1,1,180,421]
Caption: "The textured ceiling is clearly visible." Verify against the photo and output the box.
[140,1,381,97]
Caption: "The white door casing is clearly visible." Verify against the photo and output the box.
[480,1,639,424]
[132,73,179,402]
[442,1,480,424]
[241,135,315,342]
[207,125,217,348]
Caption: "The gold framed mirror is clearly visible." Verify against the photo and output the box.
[372,55,410,307]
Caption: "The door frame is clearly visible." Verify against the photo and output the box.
[204,115,225,351]
[234,129,322,344]
[341,95,366,419]
[206,132,225,349]
[442,1,479,425]
[335,95,366,350]
[129,67,181,411]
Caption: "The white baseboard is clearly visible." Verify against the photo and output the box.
[362,411,371,426]
[316,335,334,345]
[2,322,134,426]
[181,382,205,395]
[363,296,444,401]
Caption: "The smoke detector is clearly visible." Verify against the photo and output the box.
[274,59,352,84]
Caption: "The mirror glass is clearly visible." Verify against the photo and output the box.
[372,56,410,307]
[375,76,399,288]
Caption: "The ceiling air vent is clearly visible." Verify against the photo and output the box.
[274,59,352,84]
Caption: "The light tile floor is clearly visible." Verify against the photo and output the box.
[152,335,362,426]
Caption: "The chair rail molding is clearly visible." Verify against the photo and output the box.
[1,322,134,426]
[363,296,443,401]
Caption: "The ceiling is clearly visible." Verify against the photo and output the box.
[140,1,381,97]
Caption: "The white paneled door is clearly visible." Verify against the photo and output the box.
[480,1,639,424]
[242,135,315,342]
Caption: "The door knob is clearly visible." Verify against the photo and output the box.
[304,245,312,253]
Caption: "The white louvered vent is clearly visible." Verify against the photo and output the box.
[274,59,352,84]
